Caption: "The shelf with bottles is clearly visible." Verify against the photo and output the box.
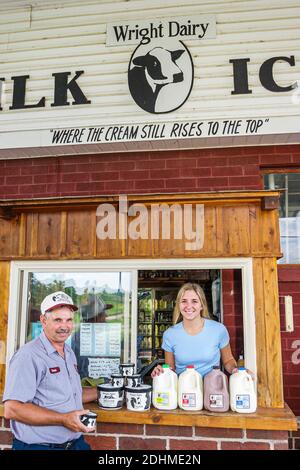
[138,269,212,282]
[138,350,152,357]
[154,300,175,311]
[138,311,152,322]
[139,336,153,350]
[155,313,173,324]
[155,323,169,336]
[138,322,153,335]
[138,270,183,281]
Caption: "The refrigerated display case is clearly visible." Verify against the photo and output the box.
[137,289,153,367]
[137,287,177,366]
[153,288,176,356]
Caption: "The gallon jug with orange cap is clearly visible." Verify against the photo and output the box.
[229,367,257,413]
[178,365,203,411]
[152,364,178,410]
[204,366,229,412]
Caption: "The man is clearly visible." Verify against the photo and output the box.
[3,291,97,450]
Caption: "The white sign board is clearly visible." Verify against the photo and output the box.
[0,116,298,151]
[106,16,216,46]
[0,2,299,154]
[87,357,120,378]
[80,323,121,357]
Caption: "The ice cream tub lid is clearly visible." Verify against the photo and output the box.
[125,385,152,393]
[97,384,124,392]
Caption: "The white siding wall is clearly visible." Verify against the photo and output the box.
[0,0,299,141]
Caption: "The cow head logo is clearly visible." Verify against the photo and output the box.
[128,39,194,114]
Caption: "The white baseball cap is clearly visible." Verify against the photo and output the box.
[41,291,78,315]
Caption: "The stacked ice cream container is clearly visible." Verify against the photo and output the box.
[97,363,152,412]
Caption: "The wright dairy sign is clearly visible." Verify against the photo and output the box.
[106,16,216,45]
[0,8,299,153]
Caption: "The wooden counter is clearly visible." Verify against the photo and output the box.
[1,401,296,431]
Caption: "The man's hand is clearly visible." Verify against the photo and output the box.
[62,409,96,433]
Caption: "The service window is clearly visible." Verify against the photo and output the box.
[264,172,300,264]
[20,270,133,383]
[7,259,256,382]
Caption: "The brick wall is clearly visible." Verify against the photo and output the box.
[289,419,300,450]
[222,270,243,362]
[0,418,12,450]
[278,267,300,416]
[0,418,290,450]
[1,144,300,199]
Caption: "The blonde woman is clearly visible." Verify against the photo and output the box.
[151,283,238,377]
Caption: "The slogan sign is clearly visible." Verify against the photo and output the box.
[45,116,294,145]
[0,116,298,150]
[106,16,216,46]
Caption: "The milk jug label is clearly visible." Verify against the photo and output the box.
[236,394,250,409]
[182,393,196,407]
[209,394,224,408]
[156,392,169,406]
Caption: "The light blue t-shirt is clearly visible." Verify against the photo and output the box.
[162,319,230,377]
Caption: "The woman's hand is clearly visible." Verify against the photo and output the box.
[151,365,164,378]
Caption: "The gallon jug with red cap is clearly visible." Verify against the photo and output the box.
[204,366,229,412]
[178,365,203,411]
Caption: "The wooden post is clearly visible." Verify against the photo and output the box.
[253,258,284,408]
[0,262,10,394]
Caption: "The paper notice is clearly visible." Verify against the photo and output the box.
[87,357,120,378]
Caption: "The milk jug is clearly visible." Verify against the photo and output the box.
[152,364,178,410]
[204,366,229,412]
[178,365,203,411]
[229,367,257,413]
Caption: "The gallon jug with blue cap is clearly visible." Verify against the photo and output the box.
[229,367,257,413]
